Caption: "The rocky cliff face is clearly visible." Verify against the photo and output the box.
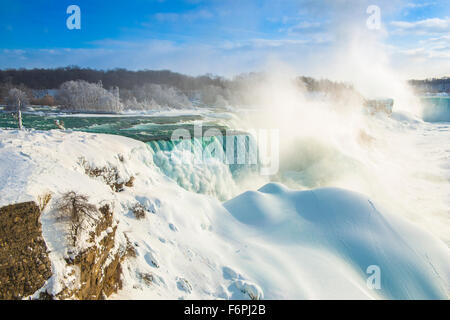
[0,201,128,300]
[0,202,52,299]
[55,204,128,300]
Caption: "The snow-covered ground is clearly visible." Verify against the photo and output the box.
[0,128,448,299]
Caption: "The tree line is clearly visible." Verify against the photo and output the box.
[0,66,228,91]
[408,77,450,93]
[0,67,364,111]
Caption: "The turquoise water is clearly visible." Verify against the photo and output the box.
[421,96,450,122]
[147,134,259,177]
[0,109,230,142]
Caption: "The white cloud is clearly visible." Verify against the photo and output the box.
[288,21,322,31]
[405,2,436,9]
[250,38,310,47]
[218,35,331,51]
[424,34,450,42]
[279,19,328,37]
[153,9,213,23]
[400,47,427,56]
[390,17,450,34]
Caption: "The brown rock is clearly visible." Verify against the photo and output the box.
[0,202,52,300]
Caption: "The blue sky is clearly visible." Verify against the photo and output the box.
[0,0,448,79]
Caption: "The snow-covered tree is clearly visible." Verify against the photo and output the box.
[6,88,29,110]
[123,83,192,110]
[6,88,29,130]
[56,80,123,112]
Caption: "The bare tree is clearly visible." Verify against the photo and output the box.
[54,191,98,246]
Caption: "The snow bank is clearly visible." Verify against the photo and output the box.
[0,129,448,299]
[225,183,450,299]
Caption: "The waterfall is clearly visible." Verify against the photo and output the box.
[146,134,260,200]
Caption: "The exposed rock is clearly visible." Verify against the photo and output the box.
[56,204,126,300]
[125,176,135,188]
[124,234,137,258]
[0,202,52,300]
[0,200,128,300]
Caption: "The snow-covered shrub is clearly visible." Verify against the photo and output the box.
[56,80,122,112]
[78,157,123,192]
[131,202,146,220]
[123,83,192,110]
[37,191,53,212]
[122,96,158,110]
[197,84,231,106]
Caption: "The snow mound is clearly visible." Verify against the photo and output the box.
[224,184,450,299]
